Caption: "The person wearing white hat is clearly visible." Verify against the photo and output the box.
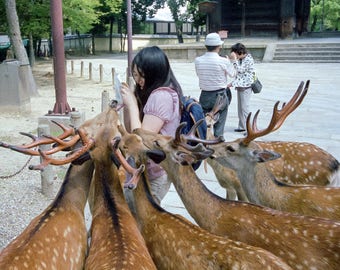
[194,32,237,139]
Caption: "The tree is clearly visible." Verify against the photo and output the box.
[310,0,340,31]
[186,0,206,37]
[5,0,38,96]
[167,0,186,43]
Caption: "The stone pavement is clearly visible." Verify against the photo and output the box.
[73,39,340,223]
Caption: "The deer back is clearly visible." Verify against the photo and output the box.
[257,140,340,186]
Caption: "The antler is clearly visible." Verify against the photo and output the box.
[111,136,145,190]
[242,80,309,145]
[175,120,224,146]
[29,128,95,170]
[205,94,228,122]
[0,120,76,153]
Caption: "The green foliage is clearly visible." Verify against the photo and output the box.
[310,0,340,31]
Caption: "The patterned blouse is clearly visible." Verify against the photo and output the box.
[231,53,255,88]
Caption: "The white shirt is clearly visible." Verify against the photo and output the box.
[195,52,236,91]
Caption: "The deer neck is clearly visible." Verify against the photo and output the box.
[238,161,287,207]
[130,174,167,230]
[91,161,126,214]
[55,160,94,211]
[160,159,224,226]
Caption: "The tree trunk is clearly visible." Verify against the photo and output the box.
[5,0,38,97]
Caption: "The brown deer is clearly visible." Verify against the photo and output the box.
[209,81,340,220]
[0,159,94,269]
[129,124,340,270]
[0,101,157,269]
[204,82,339,202]
[204,94,249,201]
[83,102,156,269]
[112,134,293,270]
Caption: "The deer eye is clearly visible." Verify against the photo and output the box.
[153,140,161,148]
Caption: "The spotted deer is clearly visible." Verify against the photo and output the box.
[0,159,94,269]
[204,81,339,201]
[209,81,340,220]
[129,124,340,270]
[0,101,156,269]
[83,103,156,269]
[112,134,293,270]
[204,94,249,201]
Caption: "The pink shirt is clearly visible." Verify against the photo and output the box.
[143,87,181,179]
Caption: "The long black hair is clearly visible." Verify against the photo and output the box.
[132,46,183,119]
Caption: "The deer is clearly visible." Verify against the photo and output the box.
[83,102,157,269]
[112,133,293,270]
[0,157,94,269]
[204,81,339,201]
[0,101,157,269]
[128,121,340,270]
[208,81,340,220]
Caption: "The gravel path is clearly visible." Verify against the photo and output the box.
[0,58,117,249]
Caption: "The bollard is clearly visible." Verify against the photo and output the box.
[70,111,83,128]
[101,90,110,112]
[38,124,54,198]
[89,62,92,80]
[80,61,84,77]
[99,64,103,83]
[71,60,74,74]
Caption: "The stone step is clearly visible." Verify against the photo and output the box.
[271,59,340,63]
[274,51,340,56]
[271,42,340,63]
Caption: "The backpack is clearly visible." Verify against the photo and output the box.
[180,96,207,170]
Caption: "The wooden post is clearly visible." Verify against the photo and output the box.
[38,124,54,197]
[99,64,103,83]
[80,61,84,77]
[101,90,110,112]
[70,111,83,128]
[89,62,92,80]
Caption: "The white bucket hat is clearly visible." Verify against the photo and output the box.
[204,33,223,46]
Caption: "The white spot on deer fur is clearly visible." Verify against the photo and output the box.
[63,226,72,237]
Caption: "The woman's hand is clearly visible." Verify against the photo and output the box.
[120,82,138,109]
[120,82,141,131]
[230,52,237,61]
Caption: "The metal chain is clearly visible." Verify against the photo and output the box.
[0,155,33,179]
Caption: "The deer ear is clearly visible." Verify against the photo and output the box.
[253,149,281,163]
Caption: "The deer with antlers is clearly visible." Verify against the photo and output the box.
[208,81,340,220]
[125,120,340,270]
[112,133,293,270]
[204,81,339,201]
[0,101,157,269]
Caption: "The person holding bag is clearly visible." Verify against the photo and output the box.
[228,43,255,133]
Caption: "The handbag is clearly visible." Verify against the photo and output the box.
[251,75,262,94]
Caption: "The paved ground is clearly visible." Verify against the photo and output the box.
[69,38,340,223]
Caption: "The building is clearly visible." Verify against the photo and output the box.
[201,0,311,39]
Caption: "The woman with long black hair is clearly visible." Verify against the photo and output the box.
[120,46,183,204]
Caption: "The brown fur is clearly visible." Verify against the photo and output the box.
[133,128,340,270]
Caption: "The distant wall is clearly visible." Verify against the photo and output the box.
[93,35,197,53]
